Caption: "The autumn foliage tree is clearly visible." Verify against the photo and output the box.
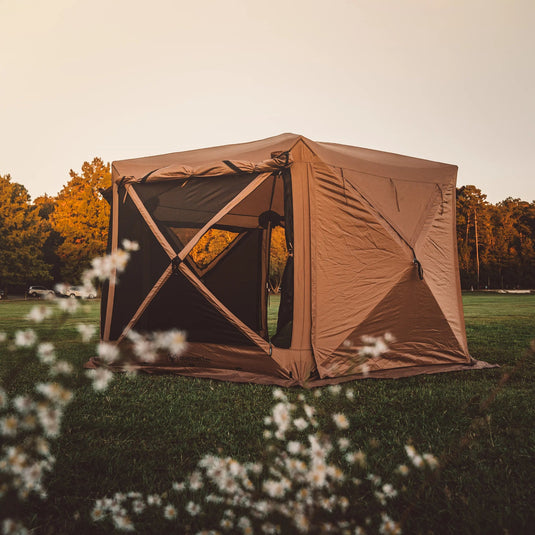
[269,226,288,293]
[0,175,51,290]
[49,158,111,283]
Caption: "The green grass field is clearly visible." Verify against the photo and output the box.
[1,294,534,534]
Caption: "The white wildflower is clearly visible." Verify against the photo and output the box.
[188,471,204,490]
[0,332,6,343]
[293,417,308,431]
[172,481,186,492]
[379,513,402,535]
[86,368,114,391]
[360,363,370,376]
[237,516,252,534]
[186,501,201,516]
[26,305,52,323]
[132,499,145,514]
[220,518,234,530]
[404,445,416,459]
[423,453,439,470]
[122,239,139,251]
[384,332,396,343]
[303,404,315,419]
[164,504,177,520]
[396,464,410,476]
[36,438,51,457]
[13,396,34,414]
[332,413,349,430]
[35,382,73,405]
[345,388,355,400]
[345,450,366,468]
[111,250,130,272]
[261,522,278,534]
[146,494,162,506]
[328,385,342,395]
[57,297,79,313]
[272,402,291,434]
[382,483,398,498]
[287,441,303,455]
[97,342,120,364]
[113,513,135,531]
[295,514,310,532]
[359,335,389,359]
[1,415,18,436]
[272,388,286,400]
[338,438,350,451]
[14,329,37,348]
[130,336,158,363]
[37,406,62,437]
[263,479,286,498]
[367,473,382,487]
[2,519,30,535]
[37,342,56,365]
[49,361,74,376]
[338,496,349,511]
[327,464,345,482]
[77,324,96,342]
[307,462,327,488]
[155,329,187,357]
[410,455,424,469]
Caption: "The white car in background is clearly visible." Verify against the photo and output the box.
[61,285,96,299]
[27,286,56,298]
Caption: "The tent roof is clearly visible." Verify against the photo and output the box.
[112,133,458,184]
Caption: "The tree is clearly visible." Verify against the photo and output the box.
[0,175,51,291]
[33,195,64,284]
[456,186,489,289]
[49,158,111,283]
[269,226,288,293]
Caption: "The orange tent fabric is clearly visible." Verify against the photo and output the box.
[91,134,494,386]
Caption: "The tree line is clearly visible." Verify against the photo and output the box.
[0,160,533,294]
[456,185,535,289]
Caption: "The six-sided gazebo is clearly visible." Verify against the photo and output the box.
[91,133,492,386]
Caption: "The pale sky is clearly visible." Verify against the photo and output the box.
[1,0,534,203]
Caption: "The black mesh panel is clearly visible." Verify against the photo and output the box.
[138,269,255,346]
[107,191,173,340]
[134,174,257,253]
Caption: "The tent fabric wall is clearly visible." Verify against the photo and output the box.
[91,134,495,386]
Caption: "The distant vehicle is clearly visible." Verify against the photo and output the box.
[28,286,55,298]
[62,285,96,299]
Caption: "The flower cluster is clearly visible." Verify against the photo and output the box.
[0,336,76,509]
[92,387,438,534]
[0,242,139,531]
[336,333,395,377]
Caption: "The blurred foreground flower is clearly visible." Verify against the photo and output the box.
[92,387,439,534]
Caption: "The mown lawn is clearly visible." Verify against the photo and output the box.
[0,294,534,534]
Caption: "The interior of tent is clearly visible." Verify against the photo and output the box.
[102,160,295,352]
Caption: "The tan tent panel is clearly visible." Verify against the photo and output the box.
[89,134,495,386]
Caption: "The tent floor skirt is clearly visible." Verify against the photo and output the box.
[85,357,498,388]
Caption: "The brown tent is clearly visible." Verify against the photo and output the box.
[93,133,493,386]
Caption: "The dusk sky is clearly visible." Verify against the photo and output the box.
[1,0,534,203]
